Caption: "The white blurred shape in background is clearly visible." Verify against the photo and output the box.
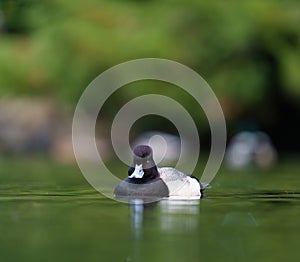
[132,131,182,166]
[225,131,277,169]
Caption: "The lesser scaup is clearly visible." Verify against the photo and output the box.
[114,145,208,199]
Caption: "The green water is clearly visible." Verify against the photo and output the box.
[1,157,300,262]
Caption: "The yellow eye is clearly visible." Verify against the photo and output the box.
[146,160,150,163]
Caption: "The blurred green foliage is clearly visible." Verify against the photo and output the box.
[0,0,300,122]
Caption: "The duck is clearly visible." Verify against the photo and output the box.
[114,145,208,199]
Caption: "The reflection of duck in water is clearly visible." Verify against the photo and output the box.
[128,198,201,262]
[114,145,209,199]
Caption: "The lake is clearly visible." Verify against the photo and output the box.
[0,157,300,262]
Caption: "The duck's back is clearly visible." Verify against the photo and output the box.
[158,167,201,197]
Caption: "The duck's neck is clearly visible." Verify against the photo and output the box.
[144,165,159,181]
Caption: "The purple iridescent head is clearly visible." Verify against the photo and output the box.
[133,145,153,158]
[128,145,158,178]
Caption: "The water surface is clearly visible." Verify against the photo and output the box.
[0,158,300,262]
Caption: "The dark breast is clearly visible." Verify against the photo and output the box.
[114,177,169,199]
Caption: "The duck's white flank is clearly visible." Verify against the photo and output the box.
[158,167,201,197]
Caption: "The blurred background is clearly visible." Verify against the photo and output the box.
[0,0,299,167]
[1,1,300,262]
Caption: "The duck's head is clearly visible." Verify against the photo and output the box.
[128,145,158,180]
